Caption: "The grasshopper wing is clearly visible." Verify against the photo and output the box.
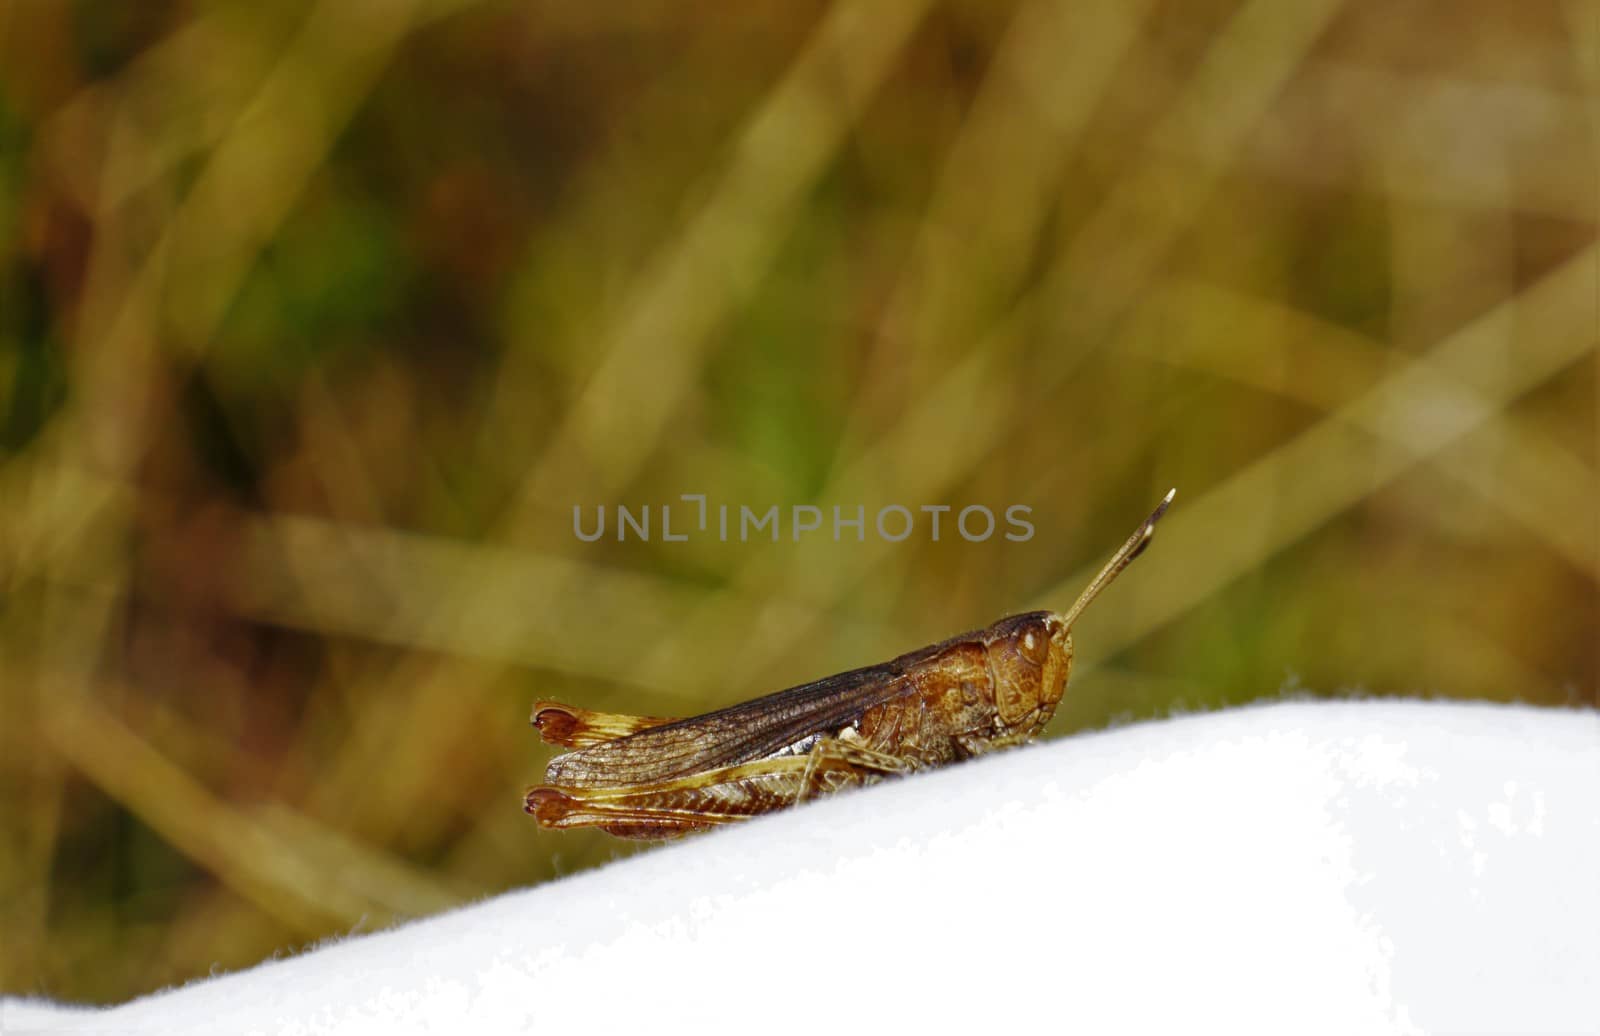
[544,656,930,789]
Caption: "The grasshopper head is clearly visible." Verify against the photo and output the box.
[990,489,1174,731]
[985,612,1074,729]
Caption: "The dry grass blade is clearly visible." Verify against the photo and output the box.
[304,0,937,843]
[510,0,936,514]
[1251,60,1594,219]
[1035,0,1350,350]
[42,697,460,933]
[1129,280,1598,580]
[875,0,1158,370]
[231,513,893,697]
[1035,243,1598,670]
[623,0,1353,701]
[9,0,434,989]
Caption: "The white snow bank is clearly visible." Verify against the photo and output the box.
[6,700,1597,1035]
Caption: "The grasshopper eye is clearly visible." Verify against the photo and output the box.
[1016,625,1049,666]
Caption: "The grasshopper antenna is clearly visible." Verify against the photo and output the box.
[1058,488,1175,630]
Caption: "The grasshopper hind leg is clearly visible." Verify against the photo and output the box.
[525,738,921,838]
[526,754,829,837]
[524,788,714,839]
[530,701,679,748]
[524,783,763,839]
[599,822,710,840]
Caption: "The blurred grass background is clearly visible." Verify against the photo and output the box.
[0,0,1595,1004]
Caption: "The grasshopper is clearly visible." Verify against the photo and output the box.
[525,490,1174,838]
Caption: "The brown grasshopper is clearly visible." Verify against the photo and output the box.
[525,490,1174,838]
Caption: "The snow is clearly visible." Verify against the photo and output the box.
[7,700,1597,1035]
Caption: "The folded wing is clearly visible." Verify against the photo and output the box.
[545,657,926,789]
